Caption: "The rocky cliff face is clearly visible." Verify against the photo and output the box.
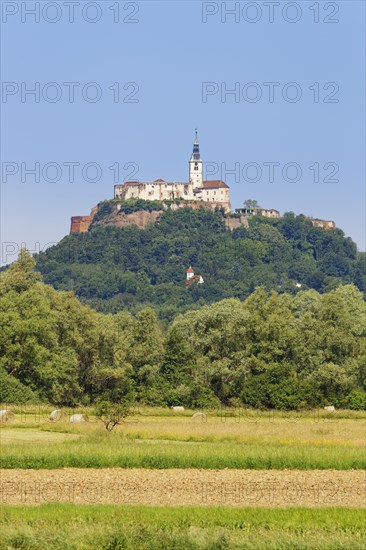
[71,201,249,234]
[94,209,162,229]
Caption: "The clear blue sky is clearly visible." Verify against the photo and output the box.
[1,1,365,266]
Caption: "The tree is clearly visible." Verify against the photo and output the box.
[95,400,132,431]
[129,307,164,386]
[244,199,260,209]
[0,252,134,405]
[1,249,41,294]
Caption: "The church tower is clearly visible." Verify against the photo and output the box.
[189,129,203,187]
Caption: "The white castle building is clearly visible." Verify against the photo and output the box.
[114,132,231,212]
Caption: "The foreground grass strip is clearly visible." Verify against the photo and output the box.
[0,443,364,470]
[0,505,365,549]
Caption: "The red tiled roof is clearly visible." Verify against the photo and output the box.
[202,180,229,189]
[124,180,184,186]
[187,266,194,273]
[120,180,229,189]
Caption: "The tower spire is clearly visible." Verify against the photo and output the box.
[191,129,201,161]
[189,129,203,186]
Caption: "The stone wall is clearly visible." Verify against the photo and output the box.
[312,219,336,229]
[70,215,94,234]
[224,216,249,230]
[170,201,230,212]
[70,207,98,234]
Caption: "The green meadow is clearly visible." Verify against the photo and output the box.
[0,408,365,470]
[0,505,365,550]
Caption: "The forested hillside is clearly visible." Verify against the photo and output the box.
[35,206,365,322]
[1,251,365,410]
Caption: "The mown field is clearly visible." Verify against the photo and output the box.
[0,407,365,470]
[0,505,365,550]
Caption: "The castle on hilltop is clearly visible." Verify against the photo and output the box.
[70,133,336,235]
[114,131,231,212]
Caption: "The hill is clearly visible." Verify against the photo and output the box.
[36,205,365,322]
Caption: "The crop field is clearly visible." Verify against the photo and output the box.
[1,407,365,548]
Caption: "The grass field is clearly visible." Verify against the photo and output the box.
[0,408,365,470]
[0,505,365,550]
[1,407,364,548]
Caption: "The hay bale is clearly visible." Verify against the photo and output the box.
[69,413,87,423]
[171,406,185,412]
[49,409,65,422]
[324,406,335,412]
[0,410,15,423]
[192,412,207,422]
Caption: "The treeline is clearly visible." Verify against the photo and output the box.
[1,251,365,410]
[35,207,366,322]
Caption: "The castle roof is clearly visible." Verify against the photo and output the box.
[187,266,194,273]
[119,179,230,189]
[202,180,229,189]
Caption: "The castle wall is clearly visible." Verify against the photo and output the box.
[169,200,231,213]
[115,182,194,201]
[312,219,336,229]
[70,215,94,234]
[70,207,98,234]
[114,182,231,212]
[224,216,249,230]
[196,187,230,206]
[261,209,280,218]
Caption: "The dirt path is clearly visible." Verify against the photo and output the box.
[1,468,365,507]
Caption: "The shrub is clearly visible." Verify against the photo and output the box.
[241,364,320,410]
[0,369,38,404]
[346,388,366,410]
